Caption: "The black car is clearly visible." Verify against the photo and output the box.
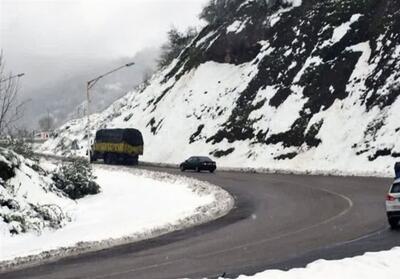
[180,156,216,173]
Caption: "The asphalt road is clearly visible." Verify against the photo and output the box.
[2,166,399,279]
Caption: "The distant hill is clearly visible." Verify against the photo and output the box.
[19,47,159,130]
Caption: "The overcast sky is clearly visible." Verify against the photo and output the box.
[0,0,208,96]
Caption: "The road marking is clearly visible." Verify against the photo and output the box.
[85,176,355,279]
[194,186,354,259]
[327,225,389,247]
[86,259,182,279]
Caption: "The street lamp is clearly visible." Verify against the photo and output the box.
[86,62,135,161]
[0,73,25,83]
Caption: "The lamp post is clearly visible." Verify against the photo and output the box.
[86,62,135,161]
[0,73,25,83]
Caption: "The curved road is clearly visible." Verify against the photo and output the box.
[2,166,399,278]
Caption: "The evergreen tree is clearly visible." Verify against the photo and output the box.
[53,158,100,200]
[157,27,198,69]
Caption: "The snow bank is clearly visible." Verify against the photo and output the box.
[0,148,72,236]
[0,165,234,271]
[229,247,400,279]
[285,0,302,7]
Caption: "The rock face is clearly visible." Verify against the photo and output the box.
[42,0,400,175]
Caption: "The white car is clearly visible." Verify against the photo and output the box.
[386,178,400,229]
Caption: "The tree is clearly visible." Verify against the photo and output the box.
[157,27,198,69]
[199,0,289,24]
[0,52,23,136]
[199,0,219,24]
[38,114,55,131]
[199,0,242,24]
[52,157,100,200]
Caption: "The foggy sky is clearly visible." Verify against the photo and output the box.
[0,0,208,129]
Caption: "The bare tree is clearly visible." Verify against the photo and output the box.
[0,52,23,136]
[38,114,55,131]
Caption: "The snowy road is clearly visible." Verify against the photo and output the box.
[2,165,399,279]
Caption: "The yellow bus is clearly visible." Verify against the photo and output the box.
[90,128,144,165]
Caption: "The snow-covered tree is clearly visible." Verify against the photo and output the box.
[157,27,198,69]
[53,158,100,200]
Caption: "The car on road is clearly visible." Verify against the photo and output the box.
[386,178,400,229]
[180,156,216,173]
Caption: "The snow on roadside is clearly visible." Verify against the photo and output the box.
[227,247,400,279]
[0,165,234,271]
[0,148,73,236]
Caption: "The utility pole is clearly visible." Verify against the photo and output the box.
[85,62,135,161]
[47,108,50,131]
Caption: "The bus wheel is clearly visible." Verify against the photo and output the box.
[104,153,113,164]
[130,156,139,166]
[109,153,118,165]
[90,153,97,162]
[124,156,134,166]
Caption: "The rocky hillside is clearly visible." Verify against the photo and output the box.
[41,0,400,176]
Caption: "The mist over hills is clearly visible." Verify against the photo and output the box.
[18,47,159,130]
[42,0,400,175]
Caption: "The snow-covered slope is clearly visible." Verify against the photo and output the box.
[41,0,400,176]
[1,165,233,268]
[0,148,73,236]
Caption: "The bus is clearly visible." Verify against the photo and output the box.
[90,128,143,165]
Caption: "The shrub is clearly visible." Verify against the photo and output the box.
[0,202,67,235]
[0,148,72,235]
[53,157,100,200]
[0,138,35,160]
[199,0,292,25]
[199,0,242,24]
[157,27,198,69]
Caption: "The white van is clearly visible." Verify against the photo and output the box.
[386,178,400,229]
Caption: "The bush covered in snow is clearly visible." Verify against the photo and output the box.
[199,0,293,25]
[0,148,70,235]
[52,157,100,200]
[0,138,35,160]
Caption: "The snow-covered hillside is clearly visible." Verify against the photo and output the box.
[1,158,233,269]
[41,0,400,176]
[0,148,72,236]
